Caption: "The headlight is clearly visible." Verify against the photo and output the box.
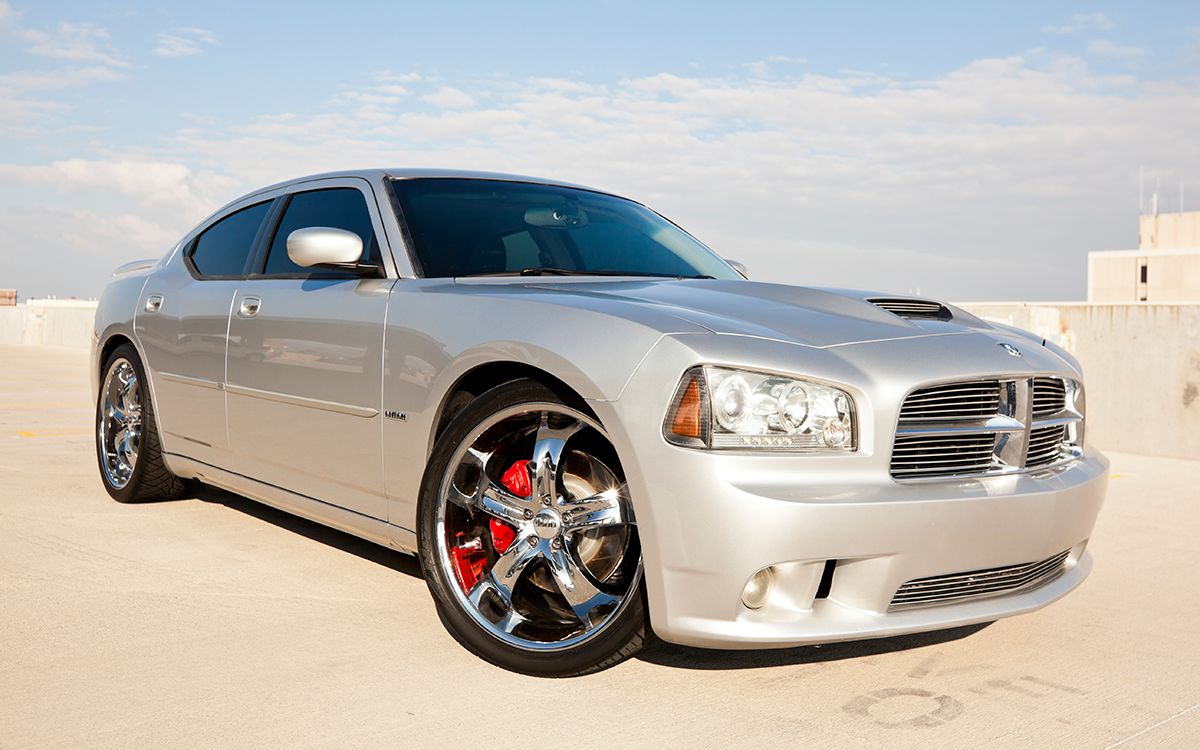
[663,366,857,451]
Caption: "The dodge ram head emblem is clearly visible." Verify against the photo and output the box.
[999,343,1022,357]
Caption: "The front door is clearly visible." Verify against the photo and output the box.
[225,182,393,519]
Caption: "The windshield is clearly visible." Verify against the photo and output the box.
[388,178,741,280]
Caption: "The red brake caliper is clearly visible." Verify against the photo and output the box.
[492,460,529,553]
[449,460,528,592]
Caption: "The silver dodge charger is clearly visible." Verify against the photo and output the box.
[91,169,1108,676]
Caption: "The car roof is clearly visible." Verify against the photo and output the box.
[196,168,630,239]
[235,168,608,203]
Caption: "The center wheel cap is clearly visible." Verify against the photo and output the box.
[532,508,561,539]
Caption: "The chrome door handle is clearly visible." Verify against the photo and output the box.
[144,294,163,313]
[238,296,261,318]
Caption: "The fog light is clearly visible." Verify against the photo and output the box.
[741,567,775,609]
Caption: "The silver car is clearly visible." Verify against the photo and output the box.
[91,169,1108,676]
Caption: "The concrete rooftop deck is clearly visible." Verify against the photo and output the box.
[2,343,1197,749]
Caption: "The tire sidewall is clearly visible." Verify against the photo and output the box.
[417,379,646,676]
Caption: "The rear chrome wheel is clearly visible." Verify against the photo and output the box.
[418,380,647,676]
[99,357,141,490]
[96,344,186,503]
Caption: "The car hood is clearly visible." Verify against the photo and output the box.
[522,279,1000,349]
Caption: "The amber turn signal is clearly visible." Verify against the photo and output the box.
[670,375,703,439]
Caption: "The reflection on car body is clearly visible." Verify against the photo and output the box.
[91,169,1108,676]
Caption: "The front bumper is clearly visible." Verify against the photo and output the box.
[636,448,1105,649]
[592,332,1109,650]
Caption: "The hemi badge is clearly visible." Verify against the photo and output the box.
[384,410,408,422]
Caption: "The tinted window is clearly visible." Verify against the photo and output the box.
[190,201,272,277]
[388,179,739,280]
[262,188,378,275]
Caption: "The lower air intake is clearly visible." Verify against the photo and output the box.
[888,549,1071,612]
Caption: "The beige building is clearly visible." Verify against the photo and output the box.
[1088,211,1200,302]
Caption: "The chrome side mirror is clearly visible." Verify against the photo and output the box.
[725,259,749,279]
[287,227,374,273]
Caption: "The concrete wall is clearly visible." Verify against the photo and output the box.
[961,302,1200,459]
[0,299,99,349]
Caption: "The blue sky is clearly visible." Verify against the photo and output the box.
[2,1,1199,301]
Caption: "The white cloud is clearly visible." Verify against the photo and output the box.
[0,4,126,67]
[0,206,183,300]
[1043,13,1116,34]
[421,87,476,109]
[169,56,1197,299]
[0,5,127,133]
[0,159,240,224]
[1087,40,1150,58]
[0,66,125,135]
[373,70,422,84]
[154,28,218,58]
[7,53,1200,301]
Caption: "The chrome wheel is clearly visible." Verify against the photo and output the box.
[98,358,142,490]
[434,400,641,653]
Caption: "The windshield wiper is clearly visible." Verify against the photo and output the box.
[518,267,624,277]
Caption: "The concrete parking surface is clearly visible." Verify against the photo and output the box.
[2,343,1198,749]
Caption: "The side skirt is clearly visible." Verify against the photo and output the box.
[166,453,419,555]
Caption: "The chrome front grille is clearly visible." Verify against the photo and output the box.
[1026,424,1067,468]
[899,382,1001,423]
[1032,378,1067,417]
[890,377,1083,481]
[889,550,1071,611]
[891,434,996,478]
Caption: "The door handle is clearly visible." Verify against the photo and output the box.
[144,294,163,313]
[238,296,261,318]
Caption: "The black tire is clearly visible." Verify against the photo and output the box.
[96,343,187,503]
[417,379,649,677]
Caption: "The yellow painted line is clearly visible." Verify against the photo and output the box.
[15,428,93,438]
[0,402,90,408]
[1109,474,1128,479]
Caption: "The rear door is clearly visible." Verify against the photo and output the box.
[225,178,394,519]
[137,198,275,468]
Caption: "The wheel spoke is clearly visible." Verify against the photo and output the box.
[466,536,540,634]
[445,447,492,509]
[546,546,620,627]
[115,426,138,465]
[480,482,533,525]
[562,489,629,530]
[529,413,584,500]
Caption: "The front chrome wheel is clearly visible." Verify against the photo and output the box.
[419,381,647,675]
[98,357,142,490]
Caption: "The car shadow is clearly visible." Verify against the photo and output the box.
[185,481,424,580]
[173,482,990,673]
[635,622,992,671]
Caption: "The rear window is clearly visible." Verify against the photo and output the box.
[190,201,272,277]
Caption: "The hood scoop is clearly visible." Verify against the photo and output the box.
[868,298,953,321]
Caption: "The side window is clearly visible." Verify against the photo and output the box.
[189,201,272,277]
[262,188,378,275]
